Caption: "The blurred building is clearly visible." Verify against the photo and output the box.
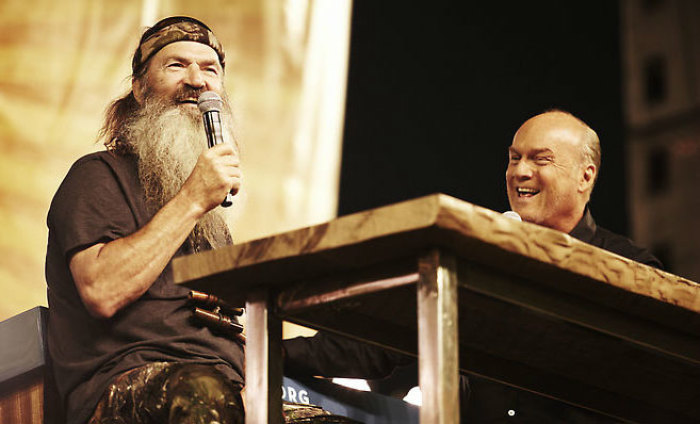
[622,0,700,280]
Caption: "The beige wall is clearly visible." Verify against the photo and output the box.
[0,0,351,321]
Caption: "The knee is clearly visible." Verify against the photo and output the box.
[167,365,244,424]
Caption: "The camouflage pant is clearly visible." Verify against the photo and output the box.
[88,362,244,424]
[88,362,356,424]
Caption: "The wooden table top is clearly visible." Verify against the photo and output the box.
[174,193,700,314]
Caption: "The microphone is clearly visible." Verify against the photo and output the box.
[502,211,522,221]
[198,91,233,208]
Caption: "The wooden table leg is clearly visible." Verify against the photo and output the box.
[245,289,283,424]
[418,249,460,423]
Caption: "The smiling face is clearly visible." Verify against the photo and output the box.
[506,112,597,233]
[133,40,224,112]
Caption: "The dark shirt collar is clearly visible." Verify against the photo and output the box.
[568,206,597,243]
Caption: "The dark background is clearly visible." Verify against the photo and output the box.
[338,1,626,235]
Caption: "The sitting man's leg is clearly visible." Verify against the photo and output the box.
[89,362,244,424]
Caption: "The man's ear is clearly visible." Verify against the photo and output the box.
[132,78,144,105]
[580,164,597,193]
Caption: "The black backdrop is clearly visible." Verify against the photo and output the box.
[338,1,626,235]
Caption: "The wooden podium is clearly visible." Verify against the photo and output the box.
[173,194,700,423]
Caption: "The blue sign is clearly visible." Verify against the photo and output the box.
[282,376,419,423]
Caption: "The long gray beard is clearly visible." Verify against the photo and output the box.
[125,98,233,251]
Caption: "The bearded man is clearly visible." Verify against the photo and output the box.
[46,17,245,424]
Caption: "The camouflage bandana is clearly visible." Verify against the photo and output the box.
[132,16,225,75]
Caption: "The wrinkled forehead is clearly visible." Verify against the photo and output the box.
[512,117,585,153]
[149,41,222,66]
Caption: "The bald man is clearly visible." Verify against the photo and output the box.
[455,110,664,422]
[285,110,663,423]
[506,110,661,267]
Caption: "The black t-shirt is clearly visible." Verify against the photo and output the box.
[570,207,663,269]
[46,151,244,424]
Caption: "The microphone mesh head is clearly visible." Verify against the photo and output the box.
[198,91,223,113]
